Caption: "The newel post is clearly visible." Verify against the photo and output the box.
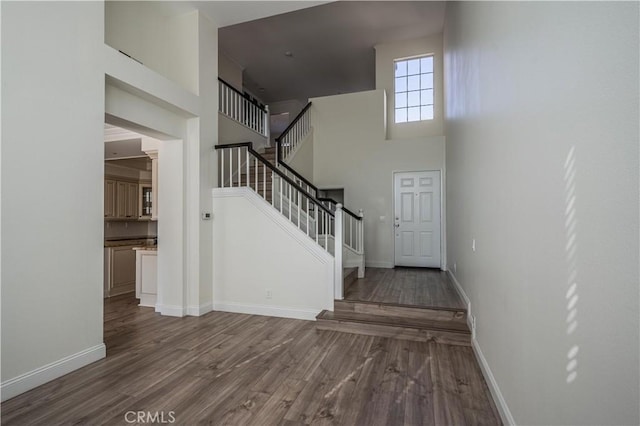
[264,104,270,141]
[358,209,365,278]
[334,204,344,300]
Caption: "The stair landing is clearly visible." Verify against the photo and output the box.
[317,267,471,345]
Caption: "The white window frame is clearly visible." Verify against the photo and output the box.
[394,54,434,123]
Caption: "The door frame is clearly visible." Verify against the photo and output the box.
[392,169,445,270]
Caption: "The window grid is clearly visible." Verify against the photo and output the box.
[394,55,434,123]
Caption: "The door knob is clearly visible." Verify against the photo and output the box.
[395,223,400,228]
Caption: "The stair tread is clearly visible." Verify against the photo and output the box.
[317,310,470,334]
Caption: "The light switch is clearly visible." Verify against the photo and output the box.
[379,216,386,222]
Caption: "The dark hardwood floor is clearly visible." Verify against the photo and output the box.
[1,294,500,425]
[344,267,466,310]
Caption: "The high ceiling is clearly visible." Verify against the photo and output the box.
[218,1,445,103]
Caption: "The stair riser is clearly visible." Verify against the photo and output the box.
[334,300,467,325]
[316,320,470,346]
[343,268,358,294]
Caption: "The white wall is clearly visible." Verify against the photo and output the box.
[311,90,445,268]
[218,50,243,91]
[288,132,314,182]
[444,2,639,425]
[218,113,268,148]
[212,189,334,319]
[375,34,444,140]
[1,1,106,398]
[104,8,219,318]
[195,12,219,315]
[105,2,199,94]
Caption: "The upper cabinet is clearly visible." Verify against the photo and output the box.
[105,179,117,218]
[105,178,145,220]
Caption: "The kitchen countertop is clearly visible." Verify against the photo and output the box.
[104,237,156,248]
[133,246,157,252]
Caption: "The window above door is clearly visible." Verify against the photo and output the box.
[394,55,434,123]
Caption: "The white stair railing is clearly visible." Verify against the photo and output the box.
[276,102,311,162]
[218,78,269,138]
[215,142,335,253]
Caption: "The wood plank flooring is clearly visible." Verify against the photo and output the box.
[345,267,466,309]
[1,294,500,425]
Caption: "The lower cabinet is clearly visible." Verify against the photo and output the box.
[135,249,157,307]
[104,245,137,297]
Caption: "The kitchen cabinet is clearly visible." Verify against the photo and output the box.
[104,244,138,297]
[106,179,140,220]
[139,182,152,219]
[116,181,138,219]
[135,248,157,307]
[104,180,117,218]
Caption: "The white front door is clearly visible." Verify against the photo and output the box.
[394,171,441,268]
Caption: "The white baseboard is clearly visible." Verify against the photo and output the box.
[187,302,213,316]
[365,261,394,268]
[1,344,106,402]
[139,294,157,308]
[471,338,516,425]
[447,270,472,332]
[213,302,320,321]
[447,270,515,425]
[157,304,186,317]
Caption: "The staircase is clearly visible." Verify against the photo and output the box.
[216,90,469,346]
[316,299,471,346]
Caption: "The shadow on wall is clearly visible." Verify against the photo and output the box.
[564,146,579,384]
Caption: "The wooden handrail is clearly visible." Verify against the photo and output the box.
[217,78,267,112]
[279,161,318,193]
[317,198,361,220]
[214,142,335,217]
[275,102,312,144]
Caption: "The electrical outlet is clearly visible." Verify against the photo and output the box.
[266,289,273,299]
[453,263,457,274]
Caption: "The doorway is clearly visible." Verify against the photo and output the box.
[393,170,441,268]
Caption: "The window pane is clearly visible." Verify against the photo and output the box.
[395,77,407,93]
[407,59,420,75]
[421,105,434,120]
[407,107,420,122]
[395,92,407,108]
[421,89,433,105]
[408,75,420,91]
[421,56,433,73]
[395,108,407,123]
[395,60,407,77]
[408,91,420,107]
[421,73,433,90]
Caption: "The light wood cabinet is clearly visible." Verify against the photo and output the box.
[104,180,117,218]
[104,245,138,297]
[106,179,141,220]
[126,182,138,218]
